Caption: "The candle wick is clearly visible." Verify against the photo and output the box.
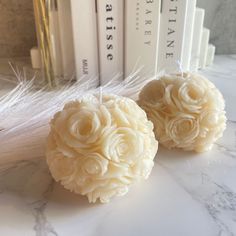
[99,87,103,104]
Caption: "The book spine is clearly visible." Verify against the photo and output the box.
[157,0,188,72]
[199,28,210,69]
[57,0,75,81]
[97,0,124,85]
[124,0,161,79]
[71,0,99,83]
[182,0,196,71]
[190,8,205,72]
[48,0,63,77]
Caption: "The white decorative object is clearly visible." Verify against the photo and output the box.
[206,44,216,67]
[199,28,210,69]
[46,94,158,203]
[57,0,75,80]
[182,0,196,71]
[30,47,41,69]
[138,73,226,153]
[48,0,63,77]
[190,8,205,71]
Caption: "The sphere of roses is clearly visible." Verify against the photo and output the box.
[46,94,158,203]
[138,73,226,152]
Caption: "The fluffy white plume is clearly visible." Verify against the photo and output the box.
[0,68,154,166]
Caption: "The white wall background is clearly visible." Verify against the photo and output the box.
[0,0,36,58]
[197,0,236,54]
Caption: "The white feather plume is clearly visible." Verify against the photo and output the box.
[0,67,155,166]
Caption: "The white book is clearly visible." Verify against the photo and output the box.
[97,0,124,85]
[157,0,188,72]
[125,0,161,79]
[58,0,75,80]
[199,28,210,69]
[206,44,216,67]
[49,0,63,77]
[190,8,205,71]
[71,0,99,83]
[182,0,196,71]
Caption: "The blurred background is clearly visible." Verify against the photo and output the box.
[197,0,236,55]
[0,0,235,58]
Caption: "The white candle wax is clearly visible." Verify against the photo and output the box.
[46,94,158,203]
[138,72,226,153]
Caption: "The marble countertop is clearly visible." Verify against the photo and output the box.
[0,55,236,236]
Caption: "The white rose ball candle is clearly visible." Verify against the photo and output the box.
[46,94,158,203]
[138,73,227,152]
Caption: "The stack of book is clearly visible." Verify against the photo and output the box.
[32,0,216,85]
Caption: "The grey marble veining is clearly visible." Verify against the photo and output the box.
[0,55,235,236]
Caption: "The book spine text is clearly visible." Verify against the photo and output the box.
[125,0,161,78]
[97,0,124,85]
[157,0,188,72]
